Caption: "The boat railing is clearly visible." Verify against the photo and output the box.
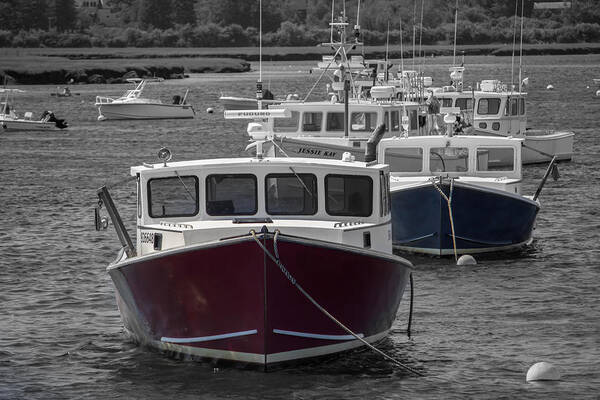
[95,96,115,104]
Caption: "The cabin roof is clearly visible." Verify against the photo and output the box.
[131,156,387,176]
[378,134,523,149]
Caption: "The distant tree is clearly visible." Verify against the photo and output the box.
[53,0,78,31]
[209,0,282,33]
[172,0,196,26]
[139,0,172,29]
[20,0,49,30]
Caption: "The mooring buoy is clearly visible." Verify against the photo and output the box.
[457,254,476,266]
[526,362,561,382]
[596,90,600,97]
[546,84,554,90]
[206,107,214,114]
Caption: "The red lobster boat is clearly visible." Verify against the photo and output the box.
[95,149,413,368]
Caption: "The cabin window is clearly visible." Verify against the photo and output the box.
[206,174,257,216]
[325,175,373,217]
[326,112,345,131]
[505,98,519,116]
[265,173,317,215]
[477,98,500,115]
[379,171,390,217]
[302,112,323,132]
[519,98,525,115]
[384,147,423,172]
[455,98,473,111]
[148,176,199,218]
[476,148,515,171]
[384,111,400,132]
[410,109,418,130]
[350,112,377,131]
[429,147,469,173]
[441,98,453,107]
[273,111,299,132]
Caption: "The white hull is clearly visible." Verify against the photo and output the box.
[522,130,574,164]
[219,96,282,110]
[97,103,195,120]
[1,118,59,131]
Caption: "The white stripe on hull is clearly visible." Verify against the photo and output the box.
[128,329,389,366]
[273,329,364,341]
[161,329,258,343]
[98,103,194,120]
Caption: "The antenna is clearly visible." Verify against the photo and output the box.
[510,0,518,92]
[518,0,525,94]
[412,0,417,71]
[257,0,263,109]
[453,0,459,66]
[385,20,390,83]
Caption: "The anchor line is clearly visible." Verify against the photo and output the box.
[431,177,458,261]
[249,229,424,377]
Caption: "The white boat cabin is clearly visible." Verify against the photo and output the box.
[377,135,525,194]
[130,156,393,257]
[262,100,424,140]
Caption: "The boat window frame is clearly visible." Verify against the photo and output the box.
[477,98,501,115]
[325,174,373,217]
[383,147,424,173]
[301,111,323,132]
[326,111,345,131]
[205,173,258,216]
[147,175,200,219]
[475,147,516,172]
[350,111,378,132]
[264,173,318,216]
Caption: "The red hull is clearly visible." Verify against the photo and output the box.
[108,234,411,366]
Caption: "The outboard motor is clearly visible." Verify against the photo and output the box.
[364,124,386,163]
[42,110,68,129]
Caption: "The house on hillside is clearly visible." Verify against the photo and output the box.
[75,0,120,27]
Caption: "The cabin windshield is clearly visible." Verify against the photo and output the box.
[476,147,515,171]
[302,112,323,132]
[148,176,199,218]
[206,174,257,216]
[383,147,423,172]
[350,112,377,132]
[325,175,373,217]
[265,173,317,215]
[430,147,469,172]
[477,98,501,115]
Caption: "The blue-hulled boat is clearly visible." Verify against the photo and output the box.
[377,134,540,256]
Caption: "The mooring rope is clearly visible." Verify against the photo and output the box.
[249,229,424,376]
[431,177,458,261]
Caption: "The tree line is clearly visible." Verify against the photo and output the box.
[0,0,598,47]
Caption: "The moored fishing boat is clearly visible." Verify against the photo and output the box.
[95,145,413,368]
[95,78,195,120]
[377,133,546,256]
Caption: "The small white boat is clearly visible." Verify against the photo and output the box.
[1,89,68,131]
[95,78,195,120]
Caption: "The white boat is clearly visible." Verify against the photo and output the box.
[94,144,413,368]
[95,78,195,120]
[431,66,574,165]
[1,89,68,131]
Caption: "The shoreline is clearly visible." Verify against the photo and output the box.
[1,43,598,84]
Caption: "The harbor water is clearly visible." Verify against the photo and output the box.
[1,54,599,399]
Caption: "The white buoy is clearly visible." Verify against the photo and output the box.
[596,90,600,97]
[206,107,214,114]
[457,254,476,266]
[546,84,554,90]
[526,362,561,382]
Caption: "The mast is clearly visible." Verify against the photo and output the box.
[452,0,459,66]
[257,0,263,109]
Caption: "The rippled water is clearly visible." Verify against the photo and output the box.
[1,54,599,399]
